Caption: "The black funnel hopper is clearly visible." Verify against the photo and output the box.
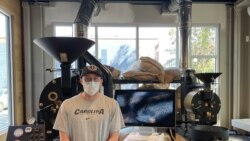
[34,37,95,91]
[195,73,222,84]
[34,37,94,64]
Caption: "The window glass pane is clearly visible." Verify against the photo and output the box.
[0,12,11,132]
[87,27,95,56]
[98,27,136,73]
[191,57,215,73]
[55,26,72,37]
[98,27,136,39]
[88,27,95,39]
[190,26,218,72]
[191,26,216,56]
[139,27,177,68]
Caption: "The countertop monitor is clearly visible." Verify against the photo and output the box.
[115,89,176,128]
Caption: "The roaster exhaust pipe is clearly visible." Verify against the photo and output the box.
[73,0,98,37]
[178,0,192,71]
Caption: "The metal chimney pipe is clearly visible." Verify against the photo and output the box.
[73,23,88,38]
[178,0,192,71]
[73,0,97,37]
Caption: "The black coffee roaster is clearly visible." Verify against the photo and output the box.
[179,70,229,141]
[33,37,113,140]
[184,73,222,125]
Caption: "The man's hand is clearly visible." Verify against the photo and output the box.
[59,131,71,141]
[107,131,119,141]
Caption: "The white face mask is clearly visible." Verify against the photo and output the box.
[83,81,100,96]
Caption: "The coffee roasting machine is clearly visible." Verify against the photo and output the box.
[178,70,229,141]
[31,40,228,141]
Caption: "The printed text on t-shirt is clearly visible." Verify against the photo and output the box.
[74,109,104,115]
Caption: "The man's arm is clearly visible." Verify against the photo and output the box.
[59,131,71,141]
[107,131,119,141]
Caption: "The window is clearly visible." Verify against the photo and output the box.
[53,24,219,77]
[190,26,218,72]
[0,11,12,133]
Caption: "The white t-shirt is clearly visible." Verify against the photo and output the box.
[53,94,125,141]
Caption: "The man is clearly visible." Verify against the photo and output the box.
[53,65,125,141]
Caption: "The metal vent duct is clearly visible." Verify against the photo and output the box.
[178,0,192,70]
[73,0,98,37]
